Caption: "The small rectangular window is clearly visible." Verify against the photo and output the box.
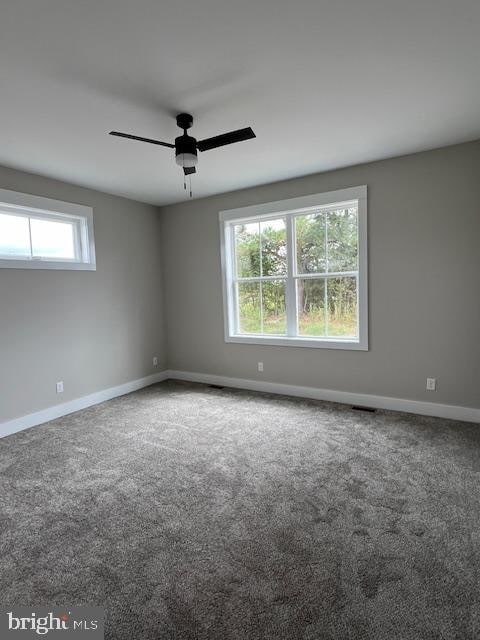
[0,189,95,270]
[220,186,367,350]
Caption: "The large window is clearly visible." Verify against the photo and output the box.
[0,188,95,270]
[220,186,367,349]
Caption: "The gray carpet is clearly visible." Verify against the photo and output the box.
[1,381,479,639]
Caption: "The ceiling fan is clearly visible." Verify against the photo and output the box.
[109,113,256,181]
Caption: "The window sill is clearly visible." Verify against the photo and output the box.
[225,334,368,351]
[0,259,96,271]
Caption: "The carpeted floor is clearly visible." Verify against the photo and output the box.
[1,380,479,639]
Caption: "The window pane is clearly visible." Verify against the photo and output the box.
[235,223,260,278]
[262,280,286,334]
[297,278,326,336]
[261,218,287,276]
[326,277,357,337]
[327,207,358,272]
[0,213,30,257]
[237,282,261,333]
[30,218,76,259]
[295,213,326,274]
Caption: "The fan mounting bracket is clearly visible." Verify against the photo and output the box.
[176,113,193,131]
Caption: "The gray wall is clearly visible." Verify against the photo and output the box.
[0,166,165,422]
[161,140,480,409]
[1,140,479,424]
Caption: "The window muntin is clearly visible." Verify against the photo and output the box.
[0,189,95,270]
[294,207,358,339]
[0,211,80,262]
[220,187,367,350]
[234,217,288,335]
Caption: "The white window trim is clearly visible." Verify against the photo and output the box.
[0,188,96,271]
[219,185,368,350]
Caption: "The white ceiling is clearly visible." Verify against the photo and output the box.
[1,0,480,205]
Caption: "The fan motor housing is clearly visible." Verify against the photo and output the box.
[175,134,197,155]
[175,134,198,166]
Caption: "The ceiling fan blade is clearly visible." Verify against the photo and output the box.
[197,127,255,152]
[109,131,175,149]
[183,166,196,175]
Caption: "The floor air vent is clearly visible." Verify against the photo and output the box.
[352,405,377,413]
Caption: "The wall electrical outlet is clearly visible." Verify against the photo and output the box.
[258,362,264,372]
[426,378,436,391]
[56,381,64,394]
[153,356,158,367]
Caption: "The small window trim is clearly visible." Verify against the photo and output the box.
[219,186,368,350]
[0,188,96,271]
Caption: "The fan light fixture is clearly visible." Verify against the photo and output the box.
[175,154,198,168]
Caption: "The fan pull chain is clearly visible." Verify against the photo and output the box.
[189,175,192,198]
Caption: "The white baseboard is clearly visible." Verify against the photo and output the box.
[0,371,168,439]
[166,369,480,424]
[2,367,478,439]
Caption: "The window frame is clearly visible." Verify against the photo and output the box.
[0,188,96,270]
[219,185,368,350]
